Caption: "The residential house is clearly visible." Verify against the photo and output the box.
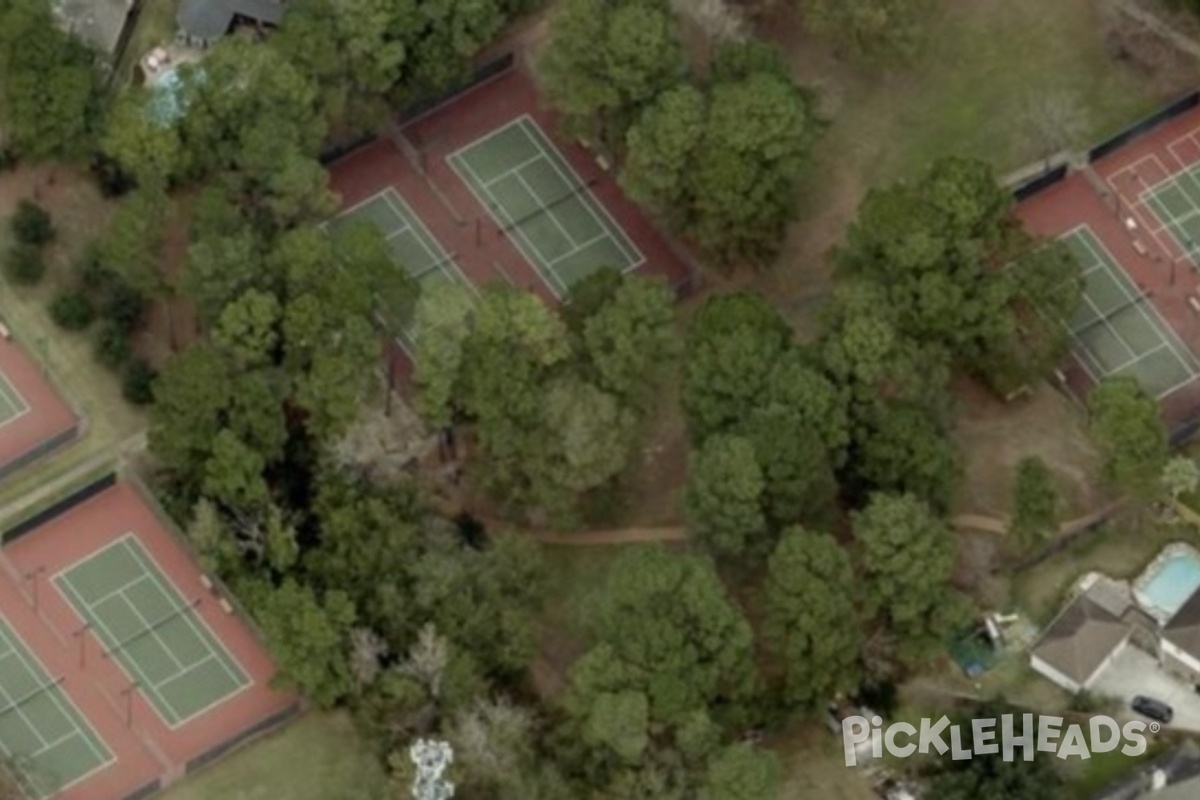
[176,0,286,49]
[1030,574,1157,693]
[53,0,135,63]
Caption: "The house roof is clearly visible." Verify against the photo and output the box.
[54,0,134,57]
[1164,588,1200,660]
[1031,592,1133,686]
[177,0,285,41]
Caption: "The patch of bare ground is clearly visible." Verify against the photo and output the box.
[950,377,1108,520]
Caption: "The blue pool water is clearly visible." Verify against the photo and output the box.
[1139,552,1200,618]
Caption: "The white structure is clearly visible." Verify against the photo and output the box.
[410,739,454,800]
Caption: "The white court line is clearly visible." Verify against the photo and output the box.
[1110,155,1172,234]
[120,537,251,728]
[0,368,32,435]
[516,117,644,268]
[118,589,186,673]
[1063,225,1200,397]
[515,171,578,268]
[0,619,113,788]
[449,151,566,300]
[52,534,249,729]
[482,152,546,189]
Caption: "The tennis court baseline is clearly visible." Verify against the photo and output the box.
[0,369,30,431]
[448,115,643,299]
[54,536,249,729]
[0,616,110,799]
[326,188,476,349]
[1062,225,1197,398]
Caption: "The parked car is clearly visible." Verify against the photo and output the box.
[1132,695,1174,724]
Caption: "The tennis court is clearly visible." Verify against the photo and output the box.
[0,369,29,431]
[53,536,249,729]
[326,187,475,347]
[0,616,110,798]
[448,115,643,298]
[1138,158,1200,262]
[1063,225,1198,397]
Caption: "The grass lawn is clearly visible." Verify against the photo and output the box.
[772,725,876,800]
[1010,514,1186,623]
[161,711,387,800]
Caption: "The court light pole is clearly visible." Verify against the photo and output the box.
[24,566,45,612]
[72,623,90,669]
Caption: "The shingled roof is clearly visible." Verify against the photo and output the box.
[1031,592,1133,686]
[1164,587,1200,661]
[177,0,285,42]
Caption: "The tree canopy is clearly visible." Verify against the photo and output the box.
[0,0,103,161]
[1088,376,1169,502]
[763,528,864,709]
[853,493,967,665]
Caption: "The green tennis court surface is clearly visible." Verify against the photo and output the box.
[448,115,643,298]
[54,536,248,729]
[0,616,110,798]
[0,370,29,429]
[1063,226,1197,397]
[326,188,474,348]
[1142,161,1200,257]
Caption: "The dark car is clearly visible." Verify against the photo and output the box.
[1131,695,1173,724]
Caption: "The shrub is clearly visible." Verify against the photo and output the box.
[102,281,146,334]
[4,243,45,285]
[73,244,107,289]
[0,149,16,172]
[121,358,157,405]
[49,290,95,331]
[93,322,132,370]
[89,153,135,198]
[10,200,54,246]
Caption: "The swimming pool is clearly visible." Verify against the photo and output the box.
[1134,543,1200,622]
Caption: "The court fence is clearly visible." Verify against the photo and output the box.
[1087,89,1200,163]
[0,469,115,545]
[184,701,303,775]
[0,423,82,487]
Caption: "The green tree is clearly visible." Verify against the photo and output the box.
[580,274,677,409]
[700,744,782,800]
[149,344,232,486]
[0,0,102,161]
[854,402,961,513]
[247,577,357,707]
[799,0,933,62]
[762,528,864,709]
[102,89,183,186]
[1010,456,1059,550]
[688,70,820,267]
[1088,376,1169,502]
[684,435,768,560]
[100,188,177,346]
[741,407,838,529]
[853,493,966,664]
[568,546,756,726]
[540,0,685,145]
[620,84,705,217]
[925,736,1063,800]
[682,293,792,443]
[1163,456,1200,500]
[202,429,271,512]
[622,61,821,268]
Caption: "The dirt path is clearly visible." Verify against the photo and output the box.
[530,526,687,546]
